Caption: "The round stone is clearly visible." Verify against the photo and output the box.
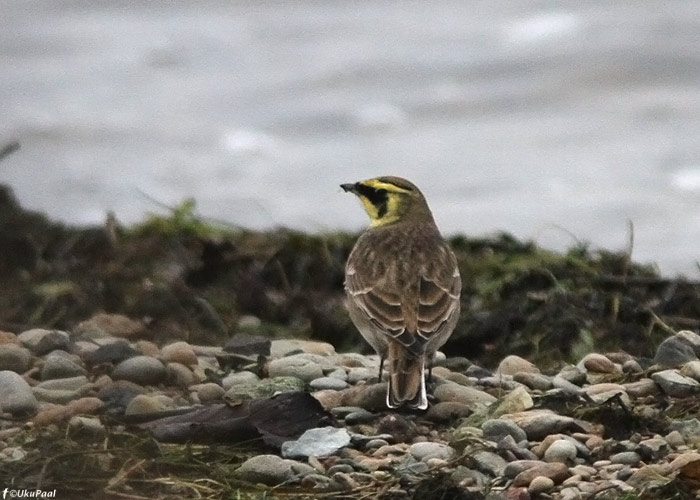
[0,345,33,373]
[41,352,87,379]
[268,355,324,382]
[497,355,540,376]
[482,418,528,443]
[544,439,578,463]
[528,476,555,494]
[125,394,169,415]
[433,382,497,408]
[0,370,39,416]
[112,356,166,385]
[408,442,456,462]
[161,341,198,366]
[235,455,315,486]
[309,376,349,391]
[17,329,70,356]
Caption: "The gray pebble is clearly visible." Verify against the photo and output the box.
[236,454,315,485]
[433,382,496,408]
[221,370,259,389]
[0,370,39,416]
[513,372,553,391]
[471,450,508,476]
[125,394,169,415]
[652,369,700,397]
[330,406,365,418]
[408,442,456,462]
[610,451,641,466]
[84,341,138,365]
[544,439,578,463]
[112,356,166,385]
[268,354,325,382]
[191,382,225,403]
[425,401,471,423]
[41,352,87,380]
[309,376,349,391]
[325,368,348,381]
[18,329,70,356]
[502,410,576,440]
[347,367,375,383]
[225,376,305,400]
[482,418,528,443]
[344,409,376,425]
[281,427,351,459]
[654,336,698,367]
[327,464,354,475]
[68,416,106,441]
[676,330,700,356]
[0,345,33,373]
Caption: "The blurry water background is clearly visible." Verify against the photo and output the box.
[2,0,700,275]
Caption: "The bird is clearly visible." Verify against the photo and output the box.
[341,176,461,410]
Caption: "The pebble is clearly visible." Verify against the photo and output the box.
[654,336,698,367]
[497,355,540,376]
[512,462,570,487]
[482,418,528,443]
[281,427,351,459]
[513,372,553,391]
[32,397,104,426]
[528,476,555,494]
[651,369,700,397]
[408,442,456,462]
[344,409,376,425]
[270,339,336,358]
[501,410,576,440]
[17,328,70,355]
[0,331,19,345]
[41,352,87,379]
[191,382,225,403]
[221,370,259,389]
[425,401,471,422]
[471,450,508,476]
[676,330,700,355]
[161,341,198,366]
[84,341,139,365]
[490,386,534,416]
[309,376,349,390]
[433,381,497,408]
[347,367,375,383]
[623,378,660,398]
[225,376,305,400]
[75,313,145,339]
[68,416,106,441]
[235,454,316,485]
[610,451,641,466]
[125,394,169,415]
[112,356,167,385]
[166,362,195,388]
[543,439,578,463]
[0,345,33,373]
[268,354,325,382]
[0,370,39,416]
[578,353,618,373]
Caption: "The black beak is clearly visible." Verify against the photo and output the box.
[340,183,357,193]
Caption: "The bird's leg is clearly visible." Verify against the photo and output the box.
[378,356,385,382]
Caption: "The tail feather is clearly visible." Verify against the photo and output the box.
[387,343,427,410]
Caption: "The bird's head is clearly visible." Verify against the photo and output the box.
[340,176,434,227]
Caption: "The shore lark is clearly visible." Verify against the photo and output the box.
[341,176,461,410]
